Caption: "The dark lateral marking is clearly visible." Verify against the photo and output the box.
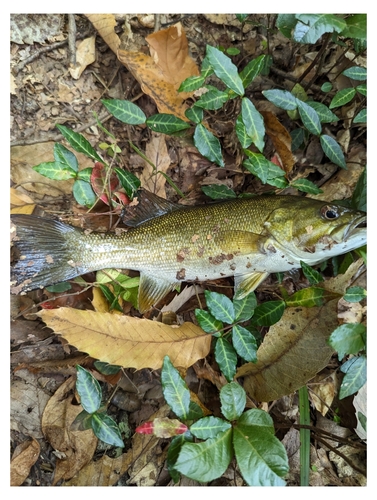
[208,253,233,265]
[176,268,186,280]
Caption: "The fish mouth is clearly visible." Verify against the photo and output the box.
[331,214,367,243]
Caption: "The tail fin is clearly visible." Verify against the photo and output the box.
[11,215,86,293]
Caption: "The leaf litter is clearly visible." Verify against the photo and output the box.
[10,14,366,486]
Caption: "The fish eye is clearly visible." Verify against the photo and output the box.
[321,205,339,220]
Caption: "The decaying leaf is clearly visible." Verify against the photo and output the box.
[261,111,295,174]
[10,187,36,214]
[140,132,171,198]
[69,36,96,80]
[41,376,97,485]
[237,260,364,402]
[64,450,134,486]
[85,14,120,54]
[118,23,199,121]
[10,438,40,486]
[38,308,211,370]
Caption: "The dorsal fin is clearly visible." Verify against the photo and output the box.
[121,189,181,227]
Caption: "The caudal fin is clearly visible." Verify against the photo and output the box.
[11,215,87,293]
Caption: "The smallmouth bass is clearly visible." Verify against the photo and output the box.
[11,192,366,312]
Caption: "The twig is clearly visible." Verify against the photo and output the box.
[67,14,77,67]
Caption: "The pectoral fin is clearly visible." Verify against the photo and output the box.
[234,271,269,300]
[138,273,179,313]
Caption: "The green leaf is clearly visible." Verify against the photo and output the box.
[251,300,286,326]
[76,366,102,414]
[356,83,366,96]
[91,412,124,447]
[320,134,347,168]
[220,382,246,421]
[321,82,333,92]
[344,286,367,303]
[328,323,366,360]
[329,88,356,109]
[214,338,237,382]
[53,143,78,172]
[339,356,366,399]
[146,114,191,134]
[236,14,248,23]
[190,416,231,439]
[195,87,229,110]
[114,167,141,199]
[233,292,257,322]
[175,428,233,483]
[33,161,77,181]
[342,66,367,81]
[241,98,265,152]
[98,284,123,312]
[296,100,322,135]
[185,106,203,124]
[290,178,323,195]
[353,108,366,124]
[101,99,146,125]
[77,167,92,183]
[45,282,72,293]
[306,101,339,123]
[167,434,193,484]
[243,152,269,183]
[94,361,121,375]
[341,14,366,40]
[239,55,265,89]
[234,410,289,486]
[56,124,103,163]
[262,89,298,111]
[236,115,252,148]
[206,45,244,96]
[201,184,237,200]
[205,290,235,324]
[276,14,297,38]
[72,179,97,208]
[178,75,206,92]
[293,14,347,44]
[290,128,305,151]
[300,261,323,284]
[195,309,223,334]
[193,124,224,167]
[161,356,190,420]
[351,167,366,211]
[232,325,258,363]
[238,408,275,430]
[285,287,340,308]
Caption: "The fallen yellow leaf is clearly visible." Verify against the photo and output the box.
[39,308,211,370]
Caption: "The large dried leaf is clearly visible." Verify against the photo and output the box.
[140,132,171,198]
[38,308,211,370]
[10,438,40,486]
[236,261,364,402]
[41,376,97,485]
[85,14,120,54]
[118,23,199,121]
[261,111,295,174]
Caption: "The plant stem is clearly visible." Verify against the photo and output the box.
[299,385,310,486]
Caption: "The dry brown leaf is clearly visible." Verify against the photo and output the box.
[140,132,171,198]
[10,438,40,486]
[10,187,36,214]
[38,308,211,370]
[69,36,96,80]
[261,111,295,173]
[237,261,364,402]
[64,449,134,486]
[85,14,120,54]
[42,376,97,485]
[117,23,199,121]
[308,371,337,416]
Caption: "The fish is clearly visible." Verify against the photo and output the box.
[10,191,366,312]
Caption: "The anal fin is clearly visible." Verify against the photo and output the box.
[138,273,179,313]
[234,271,269,300]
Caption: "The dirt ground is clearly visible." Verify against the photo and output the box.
[10,14,366,486]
